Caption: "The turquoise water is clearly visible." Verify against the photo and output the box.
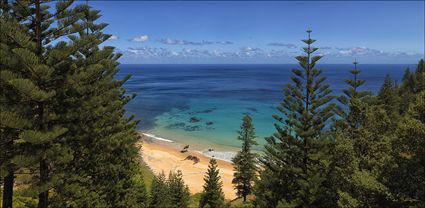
[117,64,413,151]
[151,97,277,150]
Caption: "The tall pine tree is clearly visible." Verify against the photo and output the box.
[1,1,80,207]
[1,1,148,207]
[150,172,171,208]
[232,114,257,202]
[331,60,390,207]
[415,59,425,92]
[0,5,33,207]
[255,29,335,207]
[378,74,400,117]
[50,2,147,207]
[332,61,369,207]
[199,159,225,208]
[168,170,190,208]
[334,60,370,132]
[149,171,190,208]
[332,62,402,207]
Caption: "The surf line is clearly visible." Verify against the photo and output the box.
[142,133,174,143]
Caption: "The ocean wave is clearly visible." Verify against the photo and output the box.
[200,150,237,163]
[142,133,174,143]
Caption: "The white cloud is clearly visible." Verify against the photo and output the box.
[125,46,291,60]
[109,35,119,40]
[122,45,423,63]
[215,41,234,45]
[157,38,233,46]
[332,46,418,57]
[157,38,204,45]
[131,35,150,42]
[127,47,171,57]
[239,47,264,57]
[267,42,297,49]
[266,50,290,57]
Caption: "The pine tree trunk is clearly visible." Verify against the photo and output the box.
[38,159,48,208]
[34,0,48,207]
[2,170,14,208]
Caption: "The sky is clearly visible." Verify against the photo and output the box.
[89,1,424,64]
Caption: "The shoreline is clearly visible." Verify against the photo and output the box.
[138,132,237,199]
[141,132,238,162]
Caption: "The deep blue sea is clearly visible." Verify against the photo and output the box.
[116,64,414,151]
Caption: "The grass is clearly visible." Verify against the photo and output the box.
[139,160,155,191]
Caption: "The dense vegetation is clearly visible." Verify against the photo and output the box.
[149,171,190,208]
[1,1,424,208]
[0,1,146,207]
[251,31,425,207]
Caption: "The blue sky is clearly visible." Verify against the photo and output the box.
[90,1,424,64]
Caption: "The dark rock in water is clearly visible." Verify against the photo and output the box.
[189,117,201,123]
[166,122,186,129]
[184,125,201,131]
[208,148,214,152]
[206,121,214,125]
[188,107,217,115]
[246,107,258,112]
[202,107,217,113]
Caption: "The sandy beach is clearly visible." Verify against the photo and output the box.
[138,134,237,199]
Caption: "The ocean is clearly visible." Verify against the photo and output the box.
[116,64,414,153]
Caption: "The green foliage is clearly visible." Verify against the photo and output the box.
[232,115,258,202]
[226,197,254,208]
[140,161,155,192]
[399,59,425,114]
[189,193,203,208]
[254,36,424,208]
[150,172,171,208]
[168,170,191,208]
[401,68,417,93]
[337,191,359,208]
[333,104,395,207]
[255,29,335,207]
[383,91,425,207]
[253,168,284,208]
[1,1,147,207]
[199,159,225,208]
[334,61,370,132]
[1,2,76,207]
[2,2,423,206]
[149,170,190,208]
[415,59,425,92]
[123,164,150,207]
[378,74,400,117]
[330,59,425,207]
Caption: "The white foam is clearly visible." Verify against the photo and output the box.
[142,133,174,143]
[200,150,237,163]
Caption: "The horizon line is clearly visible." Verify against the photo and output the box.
[119,63,418,65]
